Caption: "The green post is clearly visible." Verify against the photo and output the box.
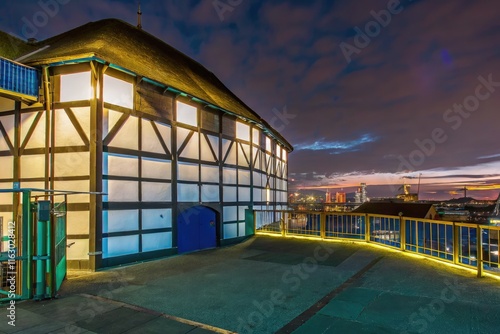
[34,219,47,300]
[21,190,32,300]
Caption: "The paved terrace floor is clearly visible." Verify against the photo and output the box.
[1,235,500,334]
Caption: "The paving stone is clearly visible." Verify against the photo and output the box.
[318,299,365,320]
[122,317,197,334]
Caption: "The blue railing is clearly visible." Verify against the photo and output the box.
[0,57,39,99]
[254,210,500,278]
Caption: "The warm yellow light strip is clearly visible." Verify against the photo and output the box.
[255,232,500,281]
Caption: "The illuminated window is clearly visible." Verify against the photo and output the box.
[177,101,197,127]
[60,72,91,102]
[265,136,272,152]
[236,121,250,141]
[104,75,133,108]
[252,128,259,145]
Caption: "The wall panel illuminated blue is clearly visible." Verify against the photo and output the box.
[0,57,39,100]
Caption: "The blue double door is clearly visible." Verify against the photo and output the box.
[177,206,217,253]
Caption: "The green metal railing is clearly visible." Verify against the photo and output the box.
[254,210,500,278]
[0,189,68,302]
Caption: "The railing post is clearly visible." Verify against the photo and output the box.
[477,224,484,278]
[453,222,459,265]
[400,214,405,251]
[320,212,326,239]
[281,211,286,237]
[365,214,370,242]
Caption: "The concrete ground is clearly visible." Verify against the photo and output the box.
[1,235,500,333]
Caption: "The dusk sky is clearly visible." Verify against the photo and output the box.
[2,0,500,200]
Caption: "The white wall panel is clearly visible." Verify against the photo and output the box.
[156,122,172,152]
[238,187,251,202]
[103,235,139,258]
[72,107,91,140]
[142,158,172,180]
[109,115,138,150]
[223,206,237,222]
[104,75,133,109]
[223,223,237,239]
[178,163,199,181]
[55,109,85,146]
[222,139,231,160]
[142,120,167,154]
[225,142,237,165]
[200,135,216,162]
[22,112,46,149]
[55,152,89,177]
[142,158,171,180]
[208,135,219,160]
[60,72,91,102]
[142,208,172,230]
[201,185,219,202]
[20,154,45,178]
[252,171,262,187]
[252,128,259,145]
[0,156,13,180]
[103,209,139,233]
[67,238,89,260]
[0,115,14,148]
[176,102,197,126]
[105,154,138,177]
[238,206,248,221]
[66,211,90,235]
[236,122,250,141]
[239,222,246,237]
[201,165,219,183]
[141,182,171,202]
[0,183,13,204]
[238,144,250,167]
[253,188,262,202]
[239,170,251,185]
[223,168,237,184]
[177,183,199,202]
[105,180,138,202]
[180,132,199,160]
[223,186,237,202]
[142,232,172,252]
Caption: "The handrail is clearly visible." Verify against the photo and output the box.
[254,209,500,278]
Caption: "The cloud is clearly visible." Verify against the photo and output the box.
[295,134,378,153]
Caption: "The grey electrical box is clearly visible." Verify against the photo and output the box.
[37,200,51,221]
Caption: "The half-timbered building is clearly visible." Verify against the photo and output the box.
[0,19,292,270]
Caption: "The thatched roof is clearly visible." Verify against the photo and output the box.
[0,31,35,60]
[13,19,292,150]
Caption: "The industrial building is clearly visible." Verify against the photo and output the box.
[0,19,292,270]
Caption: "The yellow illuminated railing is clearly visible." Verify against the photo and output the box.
[254,209,500,278]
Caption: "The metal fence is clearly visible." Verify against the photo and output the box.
[254,210,500,278]
[0,57,39,99]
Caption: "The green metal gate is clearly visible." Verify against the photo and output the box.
[0,189,68,301]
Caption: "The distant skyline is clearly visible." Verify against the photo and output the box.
[1,0,500,200]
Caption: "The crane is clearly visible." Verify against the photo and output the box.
[458,186,468,198]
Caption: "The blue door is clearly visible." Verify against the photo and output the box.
[177,206,217,253]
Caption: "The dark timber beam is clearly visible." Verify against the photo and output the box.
[89,61,104,271]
